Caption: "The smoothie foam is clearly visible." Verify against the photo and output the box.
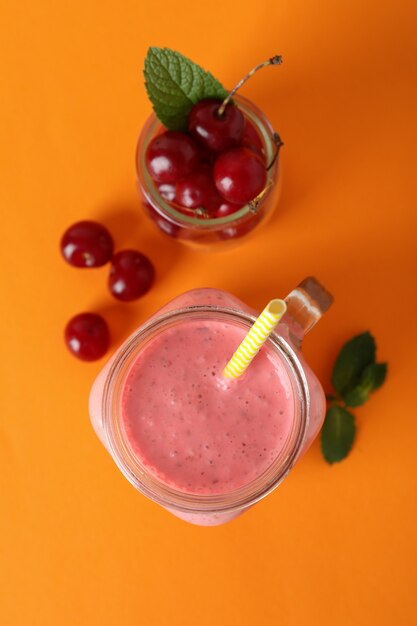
[121,318,294,495]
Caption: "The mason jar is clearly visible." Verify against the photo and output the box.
[89,278,333,525]
[135,94,282,249]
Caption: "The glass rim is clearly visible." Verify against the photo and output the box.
[101,305,310,514]
[135,94,279,228]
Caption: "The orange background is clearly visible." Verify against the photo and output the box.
[1,1,416,624]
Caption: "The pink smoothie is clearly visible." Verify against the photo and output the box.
[121,318,294,495]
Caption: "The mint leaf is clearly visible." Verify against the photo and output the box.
[144,47,228,130]
[321,405,356,464]
[331,332,376,396]
[361,362,387,391]
[342,386,370,408]
[342,362,388,407]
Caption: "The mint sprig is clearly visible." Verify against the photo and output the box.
[144,47,228,131]
[321,332,387,464]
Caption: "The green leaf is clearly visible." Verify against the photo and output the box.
[331,332,376,396]
[143,47,228,130]
[342,362,388,407]
[342,386,370,408]
[321,405,356,464]
[361,362,387,391]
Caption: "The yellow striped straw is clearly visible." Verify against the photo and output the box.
[223,299,287,379]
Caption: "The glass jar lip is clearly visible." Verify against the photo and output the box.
[102,305,309,514]
[135,94,279,228]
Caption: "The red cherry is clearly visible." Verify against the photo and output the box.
[157,183,176,202]
[214,201,244,218]
[60,221,114,268]
[213,147,267,204]
[143,202,180,238]
[65,313,110,361]
[176,166,223,215]
[188,99,244,153]
[241,120,264,157]
[108,250,155,301]
[198,145,216,166]
[219,217,260,240]
[145,131,200,184]
[219,209,263,240]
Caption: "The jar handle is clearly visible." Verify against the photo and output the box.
[284,277,333,343]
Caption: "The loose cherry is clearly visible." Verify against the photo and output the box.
[188,99,244,153]
[145,131,200,183]
[213,147,267,204]
[176,165,223,214]
[65,312,110,361]
[60,221,114,268]
[108,250,155,301]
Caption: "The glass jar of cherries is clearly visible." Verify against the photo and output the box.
[136,94,282,249]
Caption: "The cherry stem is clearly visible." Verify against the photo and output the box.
[267,132,284,171]
[217,55,283,117]
[248,181,274,213]
[248,133,283,213]
[194,207,210,219]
